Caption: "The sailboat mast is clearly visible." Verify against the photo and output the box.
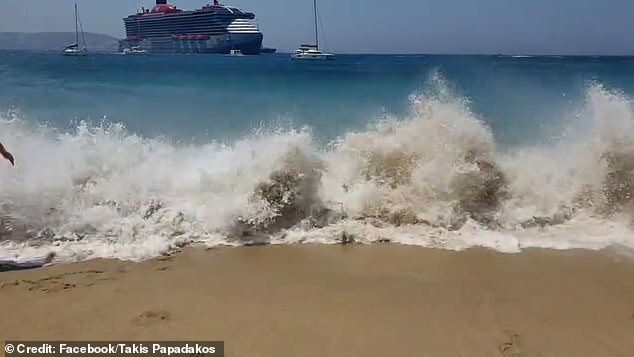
[75,3,79,46]
[78,5,87,50]
[313,0,318,49]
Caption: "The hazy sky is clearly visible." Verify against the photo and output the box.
[1,0,633,54]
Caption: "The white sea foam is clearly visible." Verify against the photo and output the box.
[1,82,634,264]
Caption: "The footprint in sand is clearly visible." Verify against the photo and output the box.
[131,310,171,328]
[0,280,20,290]
[498,331,526,357]
[155,256,174,271]
[1,270,112,293]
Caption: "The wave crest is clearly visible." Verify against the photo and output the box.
[2,82,634,263]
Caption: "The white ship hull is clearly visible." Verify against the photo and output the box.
[120,33,263,55]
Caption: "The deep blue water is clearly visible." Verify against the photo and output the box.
[2,51,634,146]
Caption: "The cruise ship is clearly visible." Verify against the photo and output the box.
[119,0,263,55]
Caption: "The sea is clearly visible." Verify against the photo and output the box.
[1,51,634,264]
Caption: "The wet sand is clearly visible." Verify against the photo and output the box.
[1,245,634,357]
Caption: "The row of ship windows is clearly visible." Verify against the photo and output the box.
[125,21,255,29]
[125,24,256,30]
[125,26,257,34]
[124,22,256,31]
[124,14,254,25]
[124,20,254,29]
[125,31,260,37]
[125,29,258,35]
[132,38,258,45]
[125,27,258,32]
[127,9,249,18]
[123,16,254,24]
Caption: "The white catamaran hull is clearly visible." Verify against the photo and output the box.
[62,49,88,56]
[291,53,334,60]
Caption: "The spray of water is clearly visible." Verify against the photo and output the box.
[1,79,633,263]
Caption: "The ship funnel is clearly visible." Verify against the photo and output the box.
[156,0,167,4]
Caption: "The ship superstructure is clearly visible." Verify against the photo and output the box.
[119,0,263,55]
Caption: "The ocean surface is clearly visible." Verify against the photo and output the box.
[1,51,634,263]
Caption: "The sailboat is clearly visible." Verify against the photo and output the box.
[62,3,88,56]
[291,0,334,60]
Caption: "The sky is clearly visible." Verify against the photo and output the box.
[1,0,633,55]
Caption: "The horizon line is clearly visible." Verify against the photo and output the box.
[2,32,634,57]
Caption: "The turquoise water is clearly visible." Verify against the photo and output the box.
[3,52,634,145]
[1,51,634,263]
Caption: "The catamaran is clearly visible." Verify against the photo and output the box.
[291,0,334,60]
[62,3,88,56]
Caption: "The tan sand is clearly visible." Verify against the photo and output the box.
[1,245,634,357]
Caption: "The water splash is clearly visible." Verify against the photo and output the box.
[1,81,634,264]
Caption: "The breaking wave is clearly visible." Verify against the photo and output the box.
[2,78,634,263]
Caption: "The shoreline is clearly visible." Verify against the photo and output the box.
[1,245,633,356]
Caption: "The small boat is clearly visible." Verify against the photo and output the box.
[123,46,148,54]
[229,49,244,56]
[292,45,334,60]
[261,47,277,54]
[291,0,334,60]
[62,44,87,56]
[62,3,88,56]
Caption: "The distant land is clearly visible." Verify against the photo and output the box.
[0,32,119,52]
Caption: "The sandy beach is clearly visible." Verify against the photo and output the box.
[1,245,633,357]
